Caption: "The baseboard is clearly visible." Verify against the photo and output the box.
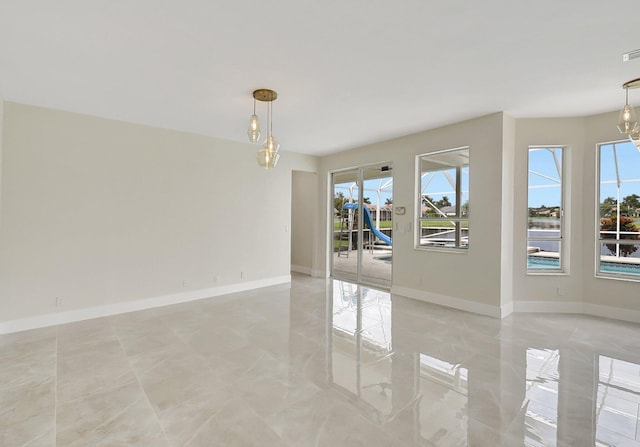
[501,301,514,318]
[513,300,640,324]
[291,265,325,278]
[391,285,503,318]
[583,303,640,324]
[0,275,291,335]
[513,300,584,314]
[291,264,312,276]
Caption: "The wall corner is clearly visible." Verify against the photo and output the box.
[500,113,517,308]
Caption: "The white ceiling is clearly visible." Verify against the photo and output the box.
[1,1,639,156]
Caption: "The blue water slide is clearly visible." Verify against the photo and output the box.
[343,203,392,246]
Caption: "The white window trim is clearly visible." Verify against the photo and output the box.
[415,146,470,251]
[526,146,567,274]
[595,140,640,281]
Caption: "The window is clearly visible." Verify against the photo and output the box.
[416,147,469,249]
[597,141,640,279]
[527,147,565,272]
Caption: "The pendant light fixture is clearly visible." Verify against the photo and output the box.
[617,78,640,149]
[248,89,280,169]
[247,98,261,143]
[617,83,639,135]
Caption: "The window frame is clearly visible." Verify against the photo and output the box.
[526,146,567,274]
[415,146,470,251]
[596,140,640,281]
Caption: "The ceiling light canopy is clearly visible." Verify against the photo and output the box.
[248,89,280,169]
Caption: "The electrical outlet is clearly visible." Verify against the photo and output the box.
[55,297,63,307]
[182,279,188,288]
[213,275,219,285]
[240,271,244,280]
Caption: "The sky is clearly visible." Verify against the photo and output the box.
[334,140,640,210]
[528,147,563,208]
[529,142,640,208]
[335,170,467,212]
[334,178,394,207]
[599,141,640,205]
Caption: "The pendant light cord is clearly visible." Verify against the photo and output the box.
[268,100,273,139]
[626,87,630,106]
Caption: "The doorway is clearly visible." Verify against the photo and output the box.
[331,163,393,288]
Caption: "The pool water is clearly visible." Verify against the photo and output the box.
[527,257,560,269]
[527,256,640,275]
[599,261,640,275]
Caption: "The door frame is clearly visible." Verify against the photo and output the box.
[329,162,393,288]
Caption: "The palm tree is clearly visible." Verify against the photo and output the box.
[436,196,451,208]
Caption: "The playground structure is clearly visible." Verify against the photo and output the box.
[338,202,392,258]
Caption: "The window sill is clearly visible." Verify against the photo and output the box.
[527,271,569,276]
[595,273,640,283]
[414,246,469,255]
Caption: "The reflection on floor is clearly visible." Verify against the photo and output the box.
[1,275,640,446]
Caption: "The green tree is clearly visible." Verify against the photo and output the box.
[435,196,451,208]
[622,194,640,216]
[363,197,371,204]
[385,198,393,205]
[600,196,617,217]
[600,215,640,257]
[421,194,435,206]
[334,192,347,213]
[461,200,469,217]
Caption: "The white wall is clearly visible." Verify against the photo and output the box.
[0,98,3,232]
[582,111,640,318]
[4,100,637,330]
[500,114,516,314]
[496,112,640,321]
[318,111,640,321]
[0,102,317,331]
[317,113,511,317]
[513,117,587,307]
[291,170,318,276]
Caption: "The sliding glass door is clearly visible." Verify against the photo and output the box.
[331,163,393,288]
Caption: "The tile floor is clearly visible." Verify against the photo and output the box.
[2,275,640,446]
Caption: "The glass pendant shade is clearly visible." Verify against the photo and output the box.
[264,135,280,152]
[247,114,261,143]
[256,146,280,169]
[617,104,639,134]
[617,88,639,135]
[256,136,280,169]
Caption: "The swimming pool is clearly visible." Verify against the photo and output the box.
[527,256,640,275]
[527,256,560,269]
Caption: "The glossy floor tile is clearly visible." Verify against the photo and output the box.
[1,275,640,446]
